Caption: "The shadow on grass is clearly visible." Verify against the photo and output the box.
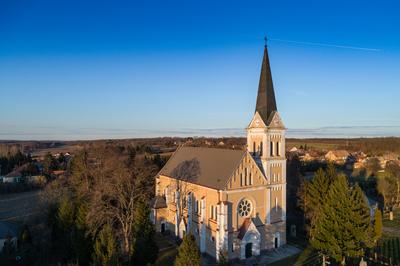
[154,246,178,266]
[268,246,320,266]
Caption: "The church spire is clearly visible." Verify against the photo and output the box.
[255,44,277,124]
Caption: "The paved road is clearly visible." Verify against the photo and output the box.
[0,190,42,224]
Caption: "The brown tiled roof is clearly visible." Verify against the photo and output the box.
[333,150,350,158]
[5,164,28,177]
[52,170,65,176]
[5,169,22,178]
[255,45,277,125]
[158,147,246,190]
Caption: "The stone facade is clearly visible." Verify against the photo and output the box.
[152,46,287,261]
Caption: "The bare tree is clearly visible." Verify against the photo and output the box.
[85,146,157,254]
[378,176,397,220]
[86,153,140,256]
[170,159,200,235]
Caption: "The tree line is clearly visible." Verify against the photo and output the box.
[2,144,165,265]
[0,150,31,176]
[298,164,382,265]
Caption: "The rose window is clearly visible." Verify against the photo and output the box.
[238,199,252,217]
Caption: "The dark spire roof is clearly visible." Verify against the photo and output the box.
[255,45,277,124]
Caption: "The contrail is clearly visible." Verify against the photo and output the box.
[269,38,381,52]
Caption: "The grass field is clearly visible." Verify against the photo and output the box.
[154,246,178,266]
[383,209,400,239]
[287,140,340,151]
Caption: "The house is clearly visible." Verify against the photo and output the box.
[378,153,399,169]
[152,46,287,261]
[324,150,350,163]
[26,175,46,185]
[354,162,365,169]
[51,170,65,179]
[0,222,18,251]
[300,152,316,162]
[3,169,22,183]
[289,147,298,153]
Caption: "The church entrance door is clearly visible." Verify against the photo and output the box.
[161,223,165,234]
[245,243,253,258]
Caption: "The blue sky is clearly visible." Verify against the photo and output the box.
[1,0,399,140]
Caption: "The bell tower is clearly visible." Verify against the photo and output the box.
[246,44,286,221]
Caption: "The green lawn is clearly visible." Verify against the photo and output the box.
[155,246,178,266]
[383,208,400,239]
[268,246,320,266]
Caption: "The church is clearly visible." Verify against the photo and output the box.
[151,45,287,261]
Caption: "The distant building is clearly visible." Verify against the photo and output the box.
[289,147,298,153]
[0,222,18,251]
[51,170,65,178]
[324,150,350,163]
[300,153,316,162]
[378,153,399,169]
[3,169,22,183]
[26,175,46,185]
[354,161,365,169]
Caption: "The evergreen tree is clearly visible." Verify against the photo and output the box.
[390,239,394,262]
[350,185,374,248]
[20,224,32,244]
[127,146,136,166]
[374,209,383,241]
[174,234,201,266]
[305,168,330,237]
[57,197,75,231]
[311,175,373,265]
[55,197,75,258]
[325,163,337,183]
[131,200,159,265]
[383,240,388,259]
[93,224,118,266]
[43,152,58,174]
[72,203,93,266]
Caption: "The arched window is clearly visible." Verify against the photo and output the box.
[240,173,243,186]
[164,187,169,204]
[276,142,280,156]
[244,168,248,186]
[253,142,256,155]
[260,141,263,156]
[249,173,252,185]
[270,142,274,156]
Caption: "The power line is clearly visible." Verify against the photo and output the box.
[269,38,381,52]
